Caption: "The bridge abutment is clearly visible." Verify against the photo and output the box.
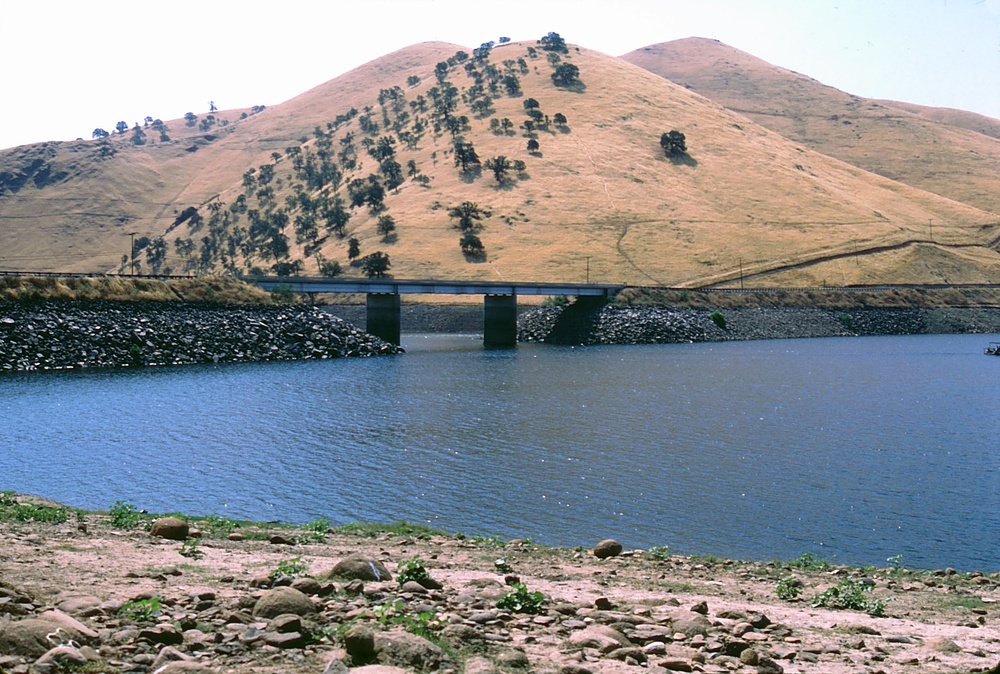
[483,294,517,347]
[366,293,401,346]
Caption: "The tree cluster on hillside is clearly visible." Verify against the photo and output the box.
[158,31,580,277]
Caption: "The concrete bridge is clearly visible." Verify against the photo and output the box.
[252,277,623,346]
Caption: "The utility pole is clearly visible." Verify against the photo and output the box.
[128,231,137,276]
[739,257,744,290]
[585,256,590,284]
[929,219,933,242]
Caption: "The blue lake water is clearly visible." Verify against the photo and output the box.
[1,332,997,571]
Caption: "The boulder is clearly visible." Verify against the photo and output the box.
[251,586,316,619]
[150,517,189,541]
[54,595,103,617]
[0,617,89,658]
[149,646,194,671]
[33,646,88,674]
[290,576,323,596]
[344,624,377,664]
[593,539,623,559]
[374,629,449,670]
[564,625,631,653]
[327,554,393,581]
[38,610,99,642]
[671,611,712,638]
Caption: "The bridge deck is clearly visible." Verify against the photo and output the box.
[254,277,622,297]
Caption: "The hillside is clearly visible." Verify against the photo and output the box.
[1,35,998,288]
[620,37,1000,217]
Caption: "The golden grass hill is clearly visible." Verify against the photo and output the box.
[1,33,998,289]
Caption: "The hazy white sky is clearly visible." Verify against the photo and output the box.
[2,0,998,150]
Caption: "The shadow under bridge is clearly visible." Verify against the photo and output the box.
[252,277,623,347]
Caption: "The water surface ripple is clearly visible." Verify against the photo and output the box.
[2,333,997,571]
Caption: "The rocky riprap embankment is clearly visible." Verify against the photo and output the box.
[518,303,1000,345]
[0,301,398,372]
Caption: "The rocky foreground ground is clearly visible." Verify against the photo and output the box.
[0,495,997,674]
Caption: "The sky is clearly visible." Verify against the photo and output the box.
[2,0,998,151]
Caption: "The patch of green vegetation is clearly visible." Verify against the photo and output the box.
[469,534,506,548]
[493,557,514,574]
[118,597,163,622]
[496,583,545,614]
[269,557,310,580]
[198,515,240,537]
[775,576,803,601]
[709,310,727,329]
[0,492,69,524]
[107,500,143,529]
[396,557,431,586]
[179,539,203,559]
[937,594,987,610]
[373,599,441,639]
[296,516,330,544]
[810,579,887,617]
[646,545,671,561]
[788,552,833,571]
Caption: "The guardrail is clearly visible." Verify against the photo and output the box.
[1,271,998,294]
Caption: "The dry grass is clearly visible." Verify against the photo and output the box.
[1,39,997,290]
[0,276,273,304]
[622,37,1000,214]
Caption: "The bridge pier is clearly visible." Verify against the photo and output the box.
[366,293,401,346]
[483,294,517,347]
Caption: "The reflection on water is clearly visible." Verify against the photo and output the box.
[2,333,997,571]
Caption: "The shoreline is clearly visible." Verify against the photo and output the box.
[0,492,997,674]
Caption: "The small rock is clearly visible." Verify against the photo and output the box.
[290,577,323,596]
[928,637,961,653]
[251,587,316,619]
[756,655,784,674]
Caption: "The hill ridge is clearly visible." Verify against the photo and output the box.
[1,34,998,288]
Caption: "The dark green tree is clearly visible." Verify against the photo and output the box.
[316,255,343,277]
[484,155,513,185]
[115,121,128,135]
[453,141,480,173]
[460,232,486,260]
[539,32,568,53]
[448,201,491,232]
[361,251,391,278]
[347,237,361,261]
[92,128,109,139]
[660,130,687,157]
[527,138,540,153]
[552,63,580,87]
[376,214,396,241]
